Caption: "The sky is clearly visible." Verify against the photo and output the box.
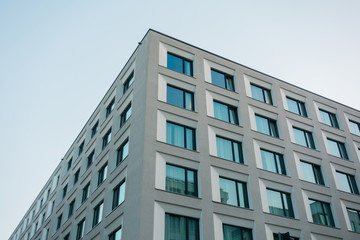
[1,0,360,238]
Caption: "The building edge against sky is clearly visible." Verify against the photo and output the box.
[9,29,360,240]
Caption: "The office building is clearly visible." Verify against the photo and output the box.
[8,29,360,240]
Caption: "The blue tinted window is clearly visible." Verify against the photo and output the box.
[319,109,339,128]
[165,214,199,240]
[166,122,195,150]
[261,149,286,175]
[255,115,279,137]
[167,53,193,76]
[219,177,248,208]
[251,84,272,104]
[327,139,348,159]
[216,136,243,163]
[211,69,234,91]
[300,161,324,185]
[349,120,360,135]
[223,224,253,240]
[167,85,194,111]
[213,101,238,124]
[267,189,294,218]
[336,171,359,194]
[309,199,335,227]
[293,127,315,149]
[287,97,307,117]
[166,164,197,197]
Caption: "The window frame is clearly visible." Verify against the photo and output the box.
[120,103,132,128]
[319,109,339,128]
[210,68,235,91]
[267,189,294,218]
[223,224,253,240]
[92,200,104,228]
[68,199,75,218]
[106,98,115,118]
[87,150,95,168]
[109,227,122,240]
[336,171,359,194]
[347,208,360,233]
[260,149,286,175]
[116,138,129,166]
[349,120,360,135]
[286,97,307,117]
[112,180,126,210]
[78,141,84,156]
[327,138,349,159]
[74,168,80,185]
[293,127,315,149]
[300,161,324,185]
[165,213,199,240]
[166,84,195,111]
[123,71,134,94]
[309,199,335,227]
[97,163,108,187]
[91,121,99,138]
[167,52,193,76]
[219,177,249,208]
[102,128,112,150]
[250,83,273,105]
[81,182,90,203]
[165,164,198,197]
[76,218,85,240]
[255,114,279,138]
[213,100,239,125]
[166,121,196,150]
[216,136,243,163]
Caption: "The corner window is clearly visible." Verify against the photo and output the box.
[251,84,272,104]
[300,161,324,185]
[76,218,85,240]
[261,149,286,175]
[120,104,132,128]
[97,163,108,186]
[336,171,359,194]
[106,98,115,118]
[165,213,199,240]
[349,120,360,135]
[211,69,234,91]
[347,208,360,233]
[223,224,252,240]
[123,71,134,94]
[112,180,126,210]
[91,121,99,138]
[166,122,195,150]
[102,128,112,150]
[116,138,129,166]
[327,139,349,159]
[293,127,315,149]
[213,100,238,124]
[81,182,90,203]
[319,109,339,128]
[255,115,279,138]
[219,177,249,208]
[286,97,307,117]
[267,189,294,218]
[167,85,194,111]
[109,227,122,240]
[68,199,75,218]
[309,199,335,227]
[87,150,95,168]
[92,201,104,227]
[216,136,243,163]
[166,164,197,197]
[167,53,193,76]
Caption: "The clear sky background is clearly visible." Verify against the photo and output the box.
[1,0,360,238]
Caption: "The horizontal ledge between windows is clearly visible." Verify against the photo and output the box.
[307,221,340,229]
[156,141,199,153]
[263,212,298,220]
[336,189,360,197]
[155,188,201,200]
[251,130,283,141]
[208,116,242,128]
[158,100,198,113]
[212,201,253,211]
[299,179,329,188]
[257,168,291,178]
[327,154,351,162]
[318,122,343,131]
[209,155,247,166]
[158,65,197,79]
[247,96,278,108]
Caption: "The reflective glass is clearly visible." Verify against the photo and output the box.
[293,128,307,147]
[349,121,360,135]
[220,178,238,206]
[166,122,185,148]
[255,115,270,135]
[166,165,186,195]
[223,224,253,240]
[167,86,184,108]
[347,209,360,233]
[167,53,184,73]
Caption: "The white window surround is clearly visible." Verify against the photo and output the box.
[253,139,286,172]
[244,74,274,102]
[208,125,244,160]
[340,199,360,232]
[313,101,340,126]
[248,105,279,134]
[321,130,350,160]
[264,224,301,240]
[293,151,325,185]
[205,90,240,120]
[203,59,235,85]
[286,118,315,145]
[105,167,127,216]
[159,42,194,69]
[155,152,200,193]
[280,88,309,116]
[153,201,201,240]
[213,213,254,240]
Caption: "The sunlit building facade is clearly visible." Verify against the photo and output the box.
[9,29,360,240]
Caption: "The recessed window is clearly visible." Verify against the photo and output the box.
[336,171,359,194]
[300,161,324,185]
[92,201,104,227]
[213,100,238,124]
[106,98,115,118]
[347,208,360,233]
[286,97,307,117]
[166,121,195,150]
[123,71,134,94]
[216,136,243,163]
[102,128,112,150]
[223,224,252,240]
[255,115,279,138]
[87,150,95,168]
[273,233,299,240]
[327,138,348,159]
[349,120,360,135]
[76,218,85,240]
[165,213,199,240]
[120,104,132,128]
[293,127,315,149]
[64,233,70,240]
[166,164,197,197]
[261,149,286,175]
[251,84,272,104]
[211,69,234,91]
[91,121,99,138]
[97,163,108,187]
[112,180,126,210]
[62,184,68,200]
[116,138,129,166]
[267,189,294,218]
[309,199,335,227]
[81,182,90,203]
[56,214,62,230]
[319,109,339,128]
[67,158,72,172]
[78,141,85,156]
[167,52,193,76]
[167,85,194,111]
[219,177,249,208]
[109,227,122,240]
[74,168,80,185]
[68,199,75,218]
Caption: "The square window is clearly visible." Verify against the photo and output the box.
[165,213,199,240]
[216,136,243,163]
[251,84,272,104]
[120,104,132,128]
[261,149,286,175]
[167,53,193,76]
[116,139,129,166]
[167,85,194,111]
[223,224,252,240]
[300,161,324,185]
[349,120,360,135]
[123,71,134,94]
[267,189,294,218]
[219,177,249,208]
[213,100,238,124]
[102,129,112,150]
[166,164,197,197]
[166,121,196,150]
[327,138,349,159]
[106,99,115,118]
[286,97,307,117]
[347,208,360,233]
[293,127,315,149]
[319,109,339,128]
[211,69,234,91]
[336,171,359,194]
[309,199,335,227]
[112,180,126,210]
[273,233,299,240]
[255,115,279,137]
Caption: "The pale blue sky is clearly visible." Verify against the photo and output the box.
[1,0,360,238]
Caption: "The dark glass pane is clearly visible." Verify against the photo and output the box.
[217,137,234,161]
[214,101,230,122]
[220,178,238,206]
[223,224,242,240]
[211,70,226,89]
[264,89,273,104]
[299,102,307,117]
[255,115,270,135]
[186,128,195,150]
[237,182,249,208]
[287,98,300,115]
[269,120,279,137]
[229,107,239,125]
[185,92,194,111]
[166,165,186,195]
[167,53,184,74]
[167,86,185,108]
[186,170,197,197]
[349,175,359,194]
[339,142,349,160]
[184,60,193,76]
[347,209,360,233]
[225,76,235,91]
[166,122,185,148]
